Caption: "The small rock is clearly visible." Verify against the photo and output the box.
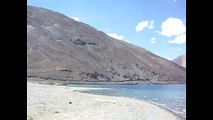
[69,102,72,104]
[54,111,59,114]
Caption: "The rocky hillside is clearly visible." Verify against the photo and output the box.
[173,54,186,68]
[27,5,186,84]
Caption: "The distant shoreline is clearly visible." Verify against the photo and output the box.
[27,81,185,120]
[27,77,186,86]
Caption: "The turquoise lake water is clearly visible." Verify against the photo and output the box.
[68,84,186,118]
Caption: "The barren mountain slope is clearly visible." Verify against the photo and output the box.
[27,5,186,83]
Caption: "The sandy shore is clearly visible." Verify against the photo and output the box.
[27,82,184,120]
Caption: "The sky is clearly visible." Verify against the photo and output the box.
[27,0,186,60]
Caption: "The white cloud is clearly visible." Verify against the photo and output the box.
[178,48,182,51]
[167,57,172,61]
[150,37,156,44]
[160,18,186,37]
[151,37,156,41]
[107,33,130,43]
[163,56,172,60]
[107,33,124,40]
[168,34,186,44]
[71,17,80,21]
[155,31,160,34]
[135,21,148,32]
[148,20,154,29]
[135,20,154,32]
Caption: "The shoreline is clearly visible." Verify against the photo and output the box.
[27,81,185,120]
[144,100,185,119]
[27,77,186,85]
[72,86,186,119]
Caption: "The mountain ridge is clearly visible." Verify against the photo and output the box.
[173,54,186,68]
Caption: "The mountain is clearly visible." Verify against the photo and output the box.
[173,54,186,68]
[27,5,186,84]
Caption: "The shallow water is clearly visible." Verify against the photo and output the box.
[68,84,186,118]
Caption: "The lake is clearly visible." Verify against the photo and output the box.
[67,84,186,118]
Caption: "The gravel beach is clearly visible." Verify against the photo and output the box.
[27,82,184,120]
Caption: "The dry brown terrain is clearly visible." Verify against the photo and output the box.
[27,5,185,84]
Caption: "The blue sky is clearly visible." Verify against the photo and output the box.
[27,0,186,60]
